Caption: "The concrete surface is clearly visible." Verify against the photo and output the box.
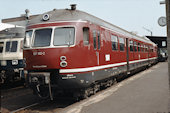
[61,62,170,113]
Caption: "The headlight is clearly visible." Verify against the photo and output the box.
[12,60,18,65]
[60,61,67,67]
[1,60,7,66]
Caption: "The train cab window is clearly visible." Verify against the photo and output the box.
[93,30,97,49]
[6,41,18,52]
[83,27,89,45]
[130,40,133,52]
[138,43,140,52]
[97,31,101,49]
[24,30,33,48]
[0,42,4,53]
[119,37,125,51]
[53,27,75,46]
[33,28,52,47]
[134,42,137,52]
[111,35,118,50]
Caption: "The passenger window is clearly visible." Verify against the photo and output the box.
[134,42,137,52]
[144,45,146,52]
[145,46,148,52]
[130,40,133,52]
[93,30,97,49]
[141,44,144,52]
[111,35,118,50]
[138,43,140,52]
[97,31,100,49]
[119,37,125,51]
[83,27,89,45]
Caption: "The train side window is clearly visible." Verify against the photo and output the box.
[138,43,140,52]
[141,44,144,52]
[119,37,125,51]
[0,42,4,53]
[83,27,89,45]
[134,42,137,52]
[130,40,133,51]
[93,30,97,49]
[111,35,118,50]
[146,46,148,52]
[144,45,146,52]
[97,31,101,49]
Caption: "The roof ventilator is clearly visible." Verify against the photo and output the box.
[70,4,76,10]
[42,14,50,21]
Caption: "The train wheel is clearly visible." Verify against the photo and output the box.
[113,78,117,85]
[93,84,100,95]
[81,89,89,99]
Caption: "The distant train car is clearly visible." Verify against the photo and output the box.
[24,5,158,99]
[0,27,25,84]
[158,48,168,61]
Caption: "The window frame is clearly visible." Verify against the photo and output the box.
[83,27,90,45]
[119,37,125,51]
[33,28,52,47]
[111,34,118,51]
[5,41,18,52]
[97,31,101,50]
[130,40,134,52]
[53,27,75,46]
[0,42,4,53]
[134,41,137,52]
[93,30,97,50]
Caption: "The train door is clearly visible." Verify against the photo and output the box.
[129,40,134,70]
[92,30,101,65]
[126,38,129,73]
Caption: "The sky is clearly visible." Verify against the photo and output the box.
[0,0,167,37]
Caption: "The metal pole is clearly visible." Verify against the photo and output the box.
[166,0,170,76]
[166,1,170,112]
[166,0,170,101]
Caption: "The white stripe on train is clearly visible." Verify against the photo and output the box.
[59,57,157,74]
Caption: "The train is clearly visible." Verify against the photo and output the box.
[0,27,25,84]
[158,48,168,62]
[23,5,158,100]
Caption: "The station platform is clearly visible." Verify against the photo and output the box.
[62,62,170,113]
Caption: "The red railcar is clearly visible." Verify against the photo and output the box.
[23,6,158,99]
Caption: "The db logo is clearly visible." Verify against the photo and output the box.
[33,51,45,56]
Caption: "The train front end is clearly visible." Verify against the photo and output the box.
[23,9,91,99]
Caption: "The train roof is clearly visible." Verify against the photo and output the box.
[0,27,25,39]
[27,8,156,46]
